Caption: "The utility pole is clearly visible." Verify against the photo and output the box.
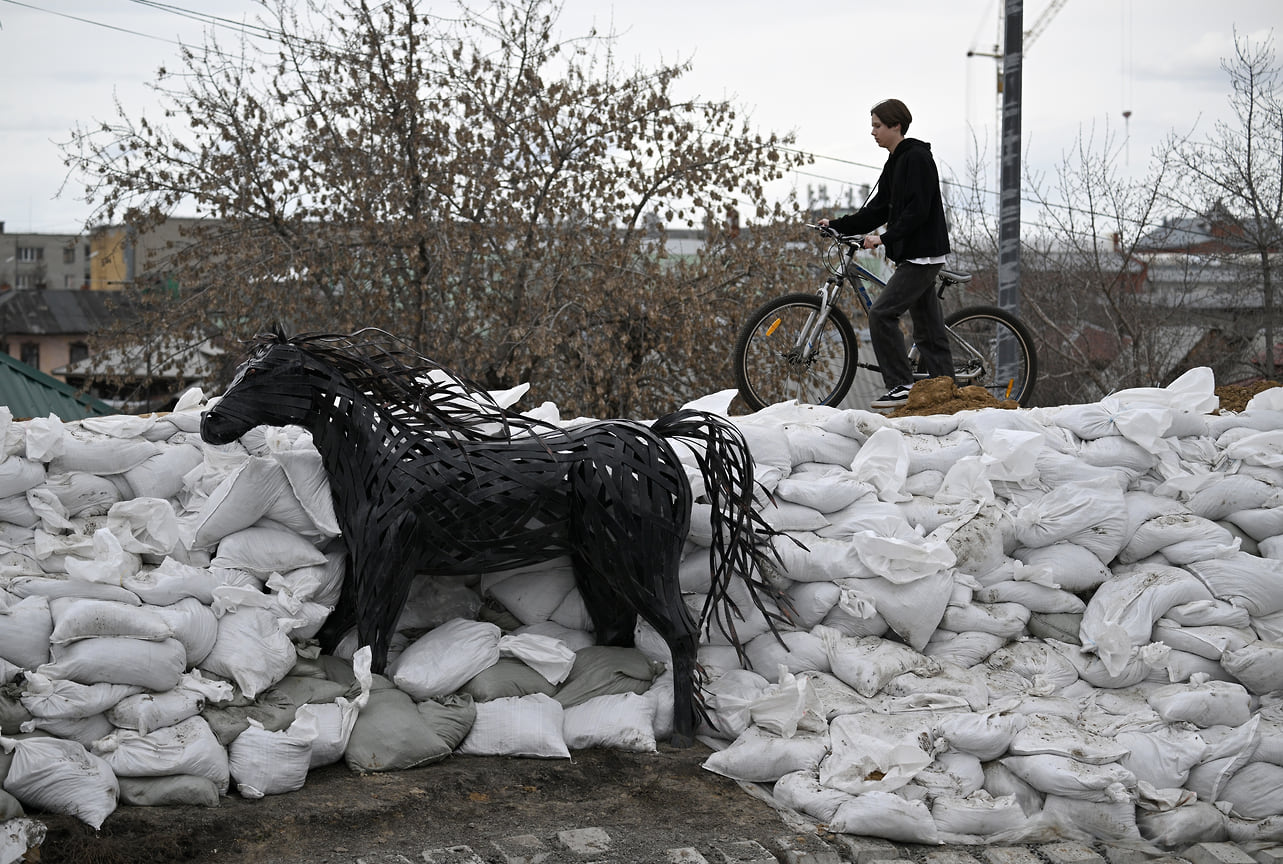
[999,0,1023,317]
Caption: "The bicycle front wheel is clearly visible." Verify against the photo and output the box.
[733,293,858,412]
[942,305,1038,406]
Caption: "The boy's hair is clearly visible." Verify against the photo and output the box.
[871,99,912,135]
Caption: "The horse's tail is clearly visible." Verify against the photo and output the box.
[650,409,791,664]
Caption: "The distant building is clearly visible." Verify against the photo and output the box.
[0,221,92,292]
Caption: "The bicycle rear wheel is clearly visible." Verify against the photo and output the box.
[733,293,858,412]
[940,305,1038,406]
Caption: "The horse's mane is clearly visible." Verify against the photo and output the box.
[251,327,554,443]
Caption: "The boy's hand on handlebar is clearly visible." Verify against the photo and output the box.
[862,234,882,250]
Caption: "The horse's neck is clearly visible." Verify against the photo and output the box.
[306,377,441,507]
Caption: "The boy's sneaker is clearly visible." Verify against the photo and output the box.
[871,383,913,409]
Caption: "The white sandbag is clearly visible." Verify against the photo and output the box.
[1013,543,1111,593]
[49,597,172,644]
[1215,761,1283,819]
[1038,793,1143,842]
[1137,800,1229,848]
[849,426,911,503]
[148,597,219,667]
[1221,641,1283,693]
[483,563,576,626]
[1007,713,1130,764]
[771,769,853,824]
[883,660,988,711]
[228,718,316,799]
[773,466,873,513]
[200,607,297,698]
[1186,474,1278,520]
[936,709,1028,761]
[703,725,829,783]
[271,446,341,538]
[0,455,46,498]
[122,442,204,500]
[1077,436,1159,473]
[1079,563,1214,671]
[939,601,1029,639]
[914,750,986,798]
[974,580,1084,615]
[1163,598,1253,628]
[19,673,141,720]
[821,629,935,698]
[1,735,118,829]
[0,594,52,669]
[931,791,1028,839]
[49,431,159,475]
[744,630,830,680]
[820,713,938,796]
[108,689,205,734]
[1151,620,1254,660]
[183,456,294,549]
[701,669,771,739]
[39,471,122,518]
[42,636,186,691]
[748,669,826,738]
[1116,725,1208,789]
[1122,513,1238,564]
[781,422,863,467]
[826,790,941,845]
[999,754,1134,802]
[986,641,1080,691]
[561,692,657,753]
[1186,553,1283,616]
[1147,678,1252,727]
[210,523,327,575]
[390,618,501,700]
[498,632,576,685]
[1012,478,1125,551]
[1225,506,1283,542]
[91,715,230,794]
[122,557,236,606]
[772,532,873,582]
[63,528,141,586]
[922,630,1006,667]
[456,693,569,758]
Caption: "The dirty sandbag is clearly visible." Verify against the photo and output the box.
[1,734,118,829]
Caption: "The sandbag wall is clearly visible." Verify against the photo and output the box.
[0,368,1280,853]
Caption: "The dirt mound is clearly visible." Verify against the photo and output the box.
[887,376,1018,417]
[1215,380,1281,413]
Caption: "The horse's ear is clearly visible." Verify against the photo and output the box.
[271,322,287,339]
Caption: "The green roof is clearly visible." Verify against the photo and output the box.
[0,352,115,421]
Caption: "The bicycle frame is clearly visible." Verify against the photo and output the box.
[795,233,986,384]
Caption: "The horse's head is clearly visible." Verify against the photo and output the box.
[200,336,319,445]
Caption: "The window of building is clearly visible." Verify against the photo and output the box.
[15,274,35,290]
[20,343,39,369]
[17,247,43,262]
[63,245,76,265]
[68,342,89,365]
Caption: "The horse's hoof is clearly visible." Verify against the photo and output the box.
[669,732,696,748]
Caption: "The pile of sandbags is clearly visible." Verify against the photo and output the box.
[686,370,1283,849]
[3,368,1283,854]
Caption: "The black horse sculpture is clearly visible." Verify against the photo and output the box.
[200,327,784,744]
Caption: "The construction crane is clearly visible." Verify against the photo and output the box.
[968,0,1069,93]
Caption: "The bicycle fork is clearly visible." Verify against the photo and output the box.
[778,280,839,364]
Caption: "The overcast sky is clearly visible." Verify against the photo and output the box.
[0,0,1278,235]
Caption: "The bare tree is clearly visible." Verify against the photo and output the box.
[1165,31,1283,380]
[63,0,809,417]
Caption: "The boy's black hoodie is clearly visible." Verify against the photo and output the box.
[828,137,950,264]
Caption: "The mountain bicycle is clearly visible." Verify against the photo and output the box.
[732,224,1037,412]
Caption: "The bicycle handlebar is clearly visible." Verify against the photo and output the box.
[806,223,865,246]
